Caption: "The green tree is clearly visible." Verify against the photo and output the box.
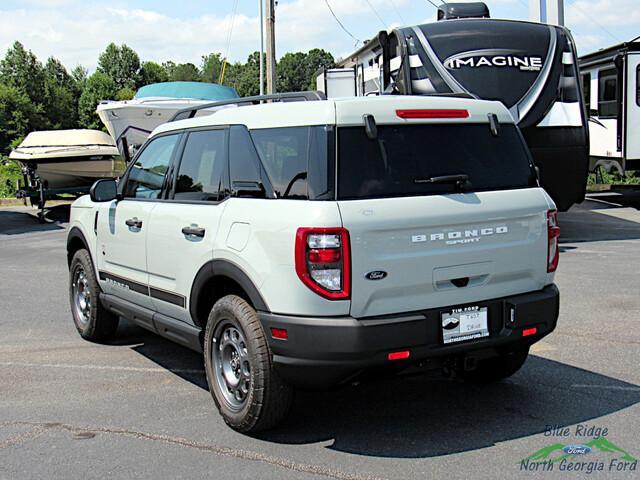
[0,41,45,106]
[115,87,136,100]
[0,83,43,155]
[201,53,224,83]
[97,43,140,90]
[162,61,176,80]
[169,63,201,82]
[78,71,117,129]
[43,57,78,129]
[233,51,262,97]
[277,51,309,92]
[138,61,168,86]
[304,48,335,90]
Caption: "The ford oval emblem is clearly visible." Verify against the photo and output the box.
[365,270,387,280]
[562,444,592,455]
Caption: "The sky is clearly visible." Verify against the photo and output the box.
[0,0,638,72]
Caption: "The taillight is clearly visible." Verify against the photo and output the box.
[547,210,560,272]
[295,228,350,300]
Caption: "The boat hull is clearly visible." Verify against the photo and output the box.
[19,157,125,189]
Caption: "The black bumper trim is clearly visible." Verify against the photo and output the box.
[260,285,559,387]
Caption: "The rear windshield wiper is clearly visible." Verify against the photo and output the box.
[414,174,470,185]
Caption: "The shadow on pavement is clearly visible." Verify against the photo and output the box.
[0,204,69,235]
[125,325,640,459]
[559,198,640,243]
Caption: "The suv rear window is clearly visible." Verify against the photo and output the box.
[337,123,536,200]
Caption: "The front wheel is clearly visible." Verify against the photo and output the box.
[457,346,530,383]
[204,295,293,432]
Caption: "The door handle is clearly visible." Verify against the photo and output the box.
[182,226,206,238]
[125,217,142,228]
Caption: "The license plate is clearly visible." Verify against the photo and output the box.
[441,306,489,344]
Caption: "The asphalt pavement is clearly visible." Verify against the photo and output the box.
[1,195,639,479]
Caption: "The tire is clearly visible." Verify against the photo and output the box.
[204,295,293,433]
[457,347,530,383]
[69,249,119,341]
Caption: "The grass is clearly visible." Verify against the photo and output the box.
[0,157,22,198]
[587,168,640,186]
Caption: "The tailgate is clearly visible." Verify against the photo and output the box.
[339,188,551,318]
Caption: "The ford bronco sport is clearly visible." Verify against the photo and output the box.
[67,95,560,432]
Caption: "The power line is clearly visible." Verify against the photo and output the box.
[364,0,389,30]
[425,0,440,10]
[219,0,240,83]
[566,0,622,44]
[323,0,361,45]
[389,0,406,24]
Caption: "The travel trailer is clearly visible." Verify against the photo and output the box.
[319,2,589,211]
[579,38,640,174]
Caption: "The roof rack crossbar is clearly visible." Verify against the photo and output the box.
[168,91,326,123]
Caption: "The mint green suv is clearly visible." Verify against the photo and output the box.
[67,94,560,432]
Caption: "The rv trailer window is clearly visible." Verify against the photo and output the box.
[582,73,591,112]
[637,66,640,107]
[337,124,536,200]
[598,68,618,119]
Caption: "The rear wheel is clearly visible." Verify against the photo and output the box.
[204,295,293,432]
[457,347,530,383]
[69,249,119,341]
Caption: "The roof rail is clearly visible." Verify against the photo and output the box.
[168,91,327,122]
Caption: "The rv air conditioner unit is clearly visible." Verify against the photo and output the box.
[437,2,490,20]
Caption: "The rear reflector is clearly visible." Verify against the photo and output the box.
[388,350,411,361]
[271,328,288,340]
[522,327,537,337]
[396,109,469,119]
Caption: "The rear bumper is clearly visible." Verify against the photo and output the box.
[260,284,559,388]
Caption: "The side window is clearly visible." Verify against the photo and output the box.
[229,125,264,194]
[174,129,227,202]
[123,134,179,199]
[581,73,591,112]
[598,68,618,119]
[250,126,331,200]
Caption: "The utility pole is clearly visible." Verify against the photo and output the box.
[265,0,276,94]
[529,0,565,26]
[259,0,264,96]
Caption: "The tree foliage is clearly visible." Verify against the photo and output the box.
[98,43,140,90]
[78,71,116,130]
[0,83,43,155]
[139,61,168,86]
[0,41,337,170]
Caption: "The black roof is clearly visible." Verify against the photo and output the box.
[579,38,640,67]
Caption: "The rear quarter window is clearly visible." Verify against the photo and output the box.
[250,126,333,200]
[337,123,536,200]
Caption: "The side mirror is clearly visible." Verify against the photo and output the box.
[90,179,118,202]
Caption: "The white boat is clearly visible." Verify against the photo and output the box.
[10,129,124,190]
[96,81,239,156]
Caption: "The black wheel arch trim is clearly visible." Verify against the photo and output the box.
[190,259,269,327]
[67,226,92,267]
